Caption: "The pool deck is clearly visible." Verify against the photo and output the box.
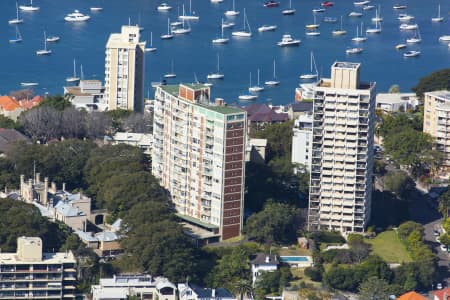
[279,256,313,268]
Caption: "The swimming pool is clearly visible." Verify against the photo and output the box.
[279,256,310,263]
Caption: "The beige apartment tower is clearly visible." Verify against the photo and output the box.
[152,84,247,241]
[104,25,145,112]
[423,91,450,170]
[0,237,77,299]
[308,62,376,234]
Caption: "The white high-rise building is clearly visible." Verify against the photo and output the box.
[292,113,313,170]
[308,62,376,234]
[104,25,145,112]
[152,84,247,241]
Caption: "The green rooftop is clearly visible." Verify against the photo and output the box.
[198,103,243,115]
[159,85,180,96]
[159,84,244,115]
[175,213,218,230]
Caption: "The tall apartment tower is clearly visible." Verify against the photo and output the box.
[104,25,145,112]
[152,84,247,240]
[308,62,376,234]
[423,91,450,171]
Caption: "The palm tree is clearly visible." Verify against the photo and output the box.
[233,279,253,300]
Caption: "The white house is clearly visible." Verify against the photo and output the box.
[291,113,313,171]
[178,283,236,300]
[376,93,419,113]
[249,253,279,286]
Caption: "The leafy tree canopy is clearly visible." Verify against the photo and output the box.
[412,68,450,97]
[40,94,73,111]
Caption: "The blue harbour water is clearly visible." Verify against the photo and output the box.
[1,0,450,105]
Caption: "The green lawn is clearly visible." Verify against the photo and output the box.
[365,230,412,263]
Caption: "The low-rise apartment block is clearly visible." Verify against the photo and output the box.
[423,90,450,171]
[0,237,76,299]
[152,84,247,241]
[91,274,176,300]
[292,113,313,170]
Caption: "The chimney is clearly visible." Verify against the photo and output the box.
[265,255,270,263]
[215,98,225,106]
[43,177,48,206]
[35,173,40,184]
[62,183,66,192]
[212,289,215,298]
[51,182,56,193]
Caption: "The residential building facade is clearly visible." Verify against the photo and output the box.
[376,92,419,113]
[91,275,176,300]
[0,237,76,299]
[308,62,376,234]
[249,253,279,286]
[292,113,313,170]
[152,84,247,240]
[423,91,450,171]
[104,25,145,112]
[64,79,107,111]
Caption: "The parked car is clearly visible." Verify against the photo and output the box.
[440,244,447,252]
[437,283,443,290]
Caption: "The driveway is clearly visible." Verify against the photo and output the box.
[408,187,449,282]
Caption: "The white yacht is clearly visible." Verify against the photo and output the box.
[66,59,80,83]
[439,36,450,42]
[9,26,23,43]
[46,34,60,42]
[232,9,252,37]
[393,4,407,9]
[346,47,363,54]
[282,0,296,15]
[222,21,235,28]
[9,1,23,24]
[352,23,367,42]
[354,0,370,5]
[366,20,381,34]
[300,52,318,80]
[363,5,374,10]
[238,94,257,101]
[207,55,225,79]
[277,34,300,46]
[36,31,52,56]
[161,18,174,39]
[225,0,240,16]
[212,19,229,44]
[264,60,280,86]
[172,19,191,34]
[406,27,421,44]
[65,10,91,22]
[258,25,277,32]
[20,82,39,87]
[332,16,347,36]
[306,30,320,36]
[403,50,420,57]
[157,3,172,11]
[179,1,199,20]
[164,60,176,78]
[348,12,363,17]
[145,32,157,52]
[432,4,444,22]
[371,6,383,22]
[399,23,418,30]
[90,7,103,12]
[397,14,414,22]
[249,69,264,92]
[19,0,39,11]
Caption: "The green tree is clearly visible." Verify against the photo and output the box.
[412,68,450,97]
[0,115,20,129]
[438,190,450,219]
[383,172,415,199]
[252,121,294,161]
[40,94,73,111]
[358,277,390,300]
[388,85,400,93]
[244,202,302,245]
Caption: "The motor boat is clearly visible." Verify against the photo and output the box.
[65,10,91,22]
[277,34,300,46]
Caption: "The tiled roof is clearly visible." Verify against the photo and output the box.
[396,291,427,300]
[0,96,21,111]
[434,288,450,300]
[249,253,279,265]
[290,102,313,112]
[0,129,29,153]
